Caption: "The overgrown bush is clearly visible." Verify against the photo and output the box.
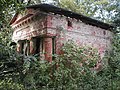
[17,41,108,90]
[0,40,120,90]
[20,41,120,90]
[0,79,25,90]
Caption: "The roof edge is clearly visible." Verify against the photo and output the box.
[27,4,114,31]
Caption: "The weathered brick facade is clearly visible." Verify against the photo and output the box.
[11,4,114,62]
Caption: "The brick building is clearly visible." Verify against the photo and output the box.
[10,4,114,62]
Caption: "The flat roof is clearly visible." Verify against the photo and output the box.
[27,4,114,31]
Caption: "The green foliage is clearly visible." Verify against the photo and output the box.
[11,41,118,90]
[17,42,99,89]
[0,0,25,27]
[54,0,118,23]
[113,2,120,27]
[0,39,120,90]
[0,41,97,89]
[0,79,25,90]
[0,0,120,90]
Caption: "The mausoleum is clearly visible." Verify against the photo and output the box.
[10,4,114,62]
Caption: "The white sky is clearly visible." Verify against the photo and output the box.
[44,0,53,3]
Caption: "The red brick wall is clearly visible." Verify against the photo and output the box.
[46,14,113,58]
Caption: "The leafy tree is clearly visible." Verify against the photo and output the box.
[113,1,120,27]
[53,0,118,23]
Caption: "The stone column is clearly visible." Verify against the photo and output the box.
[17,41,22,53]
[26,41,30,55]
[39,38,45,60]
[30,38,36,54]
[44,38,53,62]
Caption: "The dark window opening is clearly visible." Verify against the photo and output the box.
[52,37,56,60]
[34,37,44,57]
[26,41,30,55]
[41,38,44,53]
[21,41,24,54]
[103,31,106,35]
[68,20,72,27]
[35,37,40,54]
